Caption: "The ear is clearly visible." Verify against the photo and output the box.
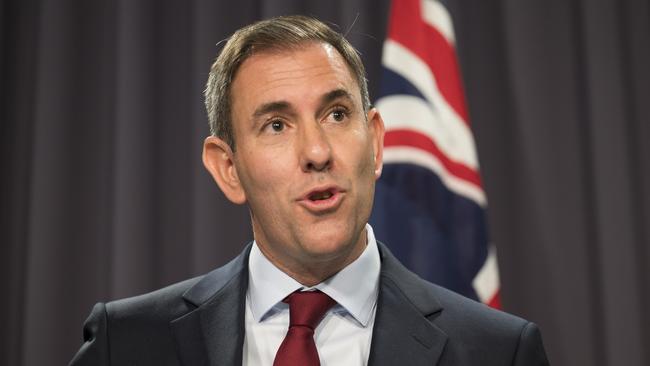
[202,136,247,204]
[367,108,385,179]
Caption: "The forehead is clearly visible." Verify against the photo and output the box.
[230,42,360,114]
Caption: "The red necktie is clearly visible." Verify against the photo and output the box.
[273,290,336,366]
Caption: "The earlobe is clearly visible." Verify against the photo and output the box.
[368,108,385,179]
[202,136,247,204]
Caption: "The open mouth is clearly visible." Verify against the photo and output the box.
[299,186,343,212]
[309,189,334,201]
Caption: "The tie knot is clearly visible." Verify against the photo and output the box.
[285,290,336,329]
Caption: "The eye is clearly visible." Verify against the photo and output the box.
[266,120,285,133]
[330,108,348,122]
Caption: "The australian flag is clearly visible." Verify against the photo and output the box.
[370,0,501,308]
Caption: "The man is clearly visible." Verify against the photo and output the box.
[70,15,549,365]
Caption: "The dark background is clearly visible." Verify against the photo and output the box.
[1,0,649,365]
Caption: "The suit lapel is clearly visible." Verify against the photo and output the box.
[170,245,251,366]
[169,242,448,365]
[369,243,448,366]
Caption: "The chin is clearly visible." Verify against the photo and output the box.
[300,224,364,259]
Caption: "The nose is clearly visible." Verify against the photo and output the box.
[298,122,332,172]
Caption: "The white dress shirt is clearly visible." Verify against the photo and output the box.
[243,224,381,366]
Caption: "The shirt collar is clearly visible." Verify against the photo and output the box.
[247,224,380,327]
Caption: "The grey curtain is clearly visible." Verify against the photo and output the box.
[1,1,648,365]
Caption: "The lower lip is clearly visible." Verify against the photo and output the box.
[299,192,343,213]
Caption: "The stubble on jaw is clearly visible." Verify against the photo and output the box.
[251,217,368,287]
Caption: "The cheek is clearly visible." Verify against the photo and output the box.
[237,148,293,198]
[345,130,376,176]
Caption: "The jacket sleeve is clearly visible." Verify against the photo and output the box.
[511,322,550,366]
[68,303,110,366]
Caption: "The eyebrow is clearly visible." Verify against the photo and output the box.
[252,101,293,120]
[315,89,355,117]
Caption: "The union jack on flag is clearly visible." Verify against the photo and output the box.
[370,0,501,308]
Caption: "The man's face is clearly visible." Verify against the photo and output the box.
[216,42,384,279]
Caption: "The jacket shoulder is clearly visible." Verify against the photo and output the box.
[69,276,204,366]
[377,242,548,365]
[429,282,526,332]
[414,276,548,365]
[105,276,203,321]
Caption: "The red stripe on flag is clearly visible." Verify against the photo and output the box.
[384,129,482,188]
[387,0,470,124]
[487,289,501,309]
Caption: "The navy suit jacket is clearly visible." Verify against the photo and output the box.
[69,243,549,365]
